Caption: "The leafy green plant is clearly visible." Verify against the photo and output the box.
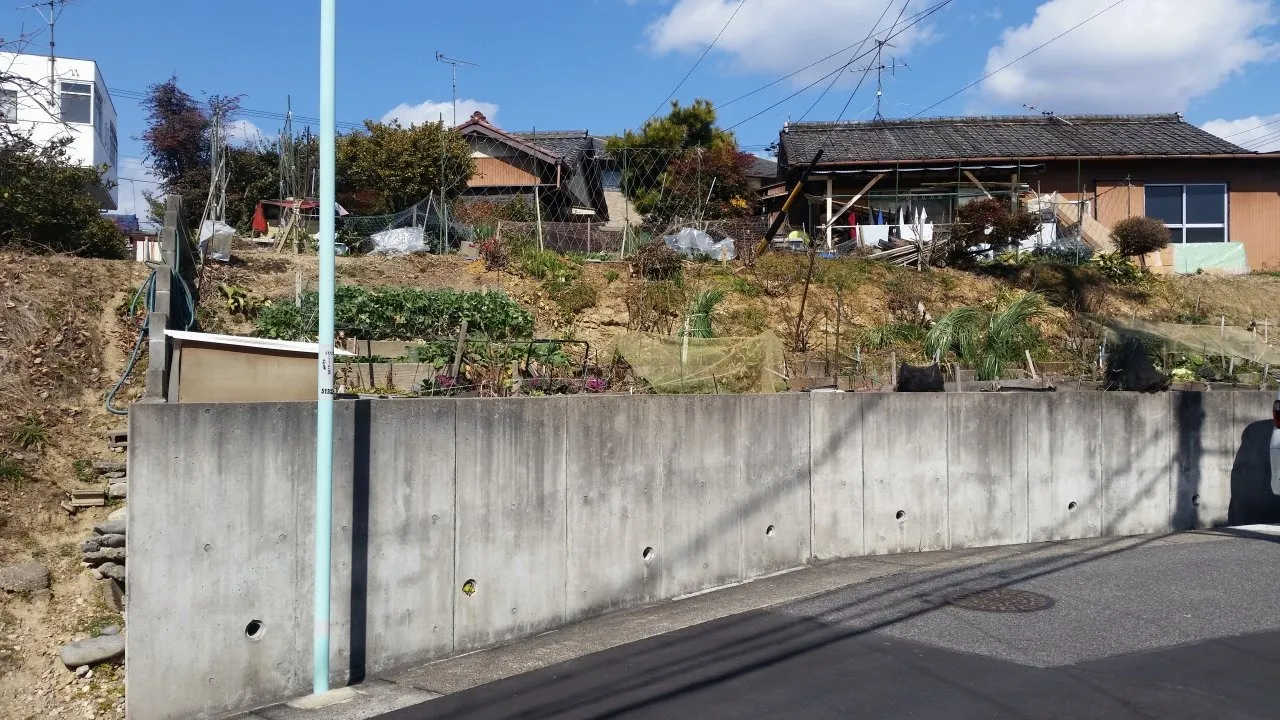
[255,286,534,342]
[681,289,727,338]
[603,269,621,285]
[520,250,581,282]
[858,322,927,350]
[9,412,49,450]
[1090,252,1143,284]
[925,292,1047,381]
[73,458,96,483]
[219,284,260,318]
[0,457,28,488]
[548,280,599,316]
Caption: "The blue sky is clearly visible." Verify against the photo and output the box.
[7,0,1278,214]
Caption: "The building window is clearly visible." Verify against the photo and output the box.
[0,88,16,123]
[60,81,92,124]
[1144,183,1227,243]
[107,119,118,165]
[94,87,104,137]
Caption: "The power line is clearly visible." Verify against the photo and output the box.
[108,86,366,132]
[1241,127,1280,150]
[1218,115,1280,140]
[725,0,952,132]
[797,0,897,123]
[719,0,946,111]
[646,0,747,122]
[910,0,1128,118]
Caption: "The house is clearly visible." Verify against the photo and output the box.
[456,112,615,224]
[744,155,779,191]
[775,114,1280,272]
[0,52,118,209]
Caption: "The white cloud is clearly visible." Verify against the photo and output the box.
[381,99,500,127]
[645,0,934,79]
[980,0,1277,113]
[225,119,266,146]
[114,156,164,224]
[1202,114,1280,152]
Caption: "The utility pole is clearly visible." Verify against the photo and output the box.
[19,0,70,101]
[434,51,478,127]
[312,0,337,699]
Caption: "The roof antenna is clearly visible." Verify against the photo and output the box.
[1024,104,1073,126]
[867,38,909,122]
[435,51,479,127]
[18,0,72,101]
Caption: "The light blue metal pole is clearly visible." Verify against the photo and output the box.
[313,0,337,696]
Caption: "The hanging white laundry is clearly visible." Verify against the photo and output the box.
[899,207,918,242]
[859,225,890,246]
[919,207,934,245]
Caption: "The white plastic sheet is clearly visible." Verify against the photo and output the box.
[369,227,427,256]
[662,227,737,260]
[198,220,235,263]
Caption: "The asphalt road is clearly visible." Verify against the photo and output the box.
[375,531,1280,720]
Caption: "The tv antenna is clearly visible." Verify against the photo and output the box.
[18,0,71,99]
[434,51,478,127]
[856,39,909,122]
[1024,104,1073,125]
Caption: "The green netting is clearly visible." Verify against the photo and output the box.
[615,331,787,394]
[1102,317,1280,365]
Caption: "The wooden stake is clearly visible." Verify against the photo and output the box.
[449,320,469,379]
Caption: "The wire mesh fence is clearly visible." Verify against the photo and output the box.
[446,143,774,258]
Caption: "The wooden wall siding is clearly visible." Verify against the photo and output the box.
[470,157,540,188]
[1094,180,1144,229]
[1231,190,1280,270]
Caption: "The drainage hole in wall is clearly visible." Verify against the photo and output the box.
[245,620,265,641]
[895,510,906,521]
[462,579,477,596]
[642,547,655,562]
[1192,494,1201,506]
[765,525,776,538]
[1068,501,1077,511]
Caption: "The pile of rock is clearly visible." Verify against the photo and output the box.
[81,507,127,609]
[91,459,128,500]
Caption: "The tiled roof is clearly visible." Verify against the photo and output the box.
[745,155,779,179]
[514,131,595,164]
[780,114,1252,165]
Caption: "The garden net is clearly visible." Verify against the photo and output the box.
[1101,318,1280,365]
[615,331,787,394]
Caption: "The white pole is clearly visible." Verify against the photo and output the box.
[313,0,337,696]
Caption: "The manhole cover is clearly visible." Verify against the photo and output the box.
[947,588,1054,613]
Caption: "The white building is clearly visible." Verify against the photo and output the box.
[0,52,118,209]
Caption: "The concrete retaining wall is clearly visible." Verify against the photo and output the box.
[127,391,1280,720]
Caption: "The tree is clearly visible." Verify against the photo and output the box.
[949,198,1041,262]
[924,292,1047,381]
[0,135,124,258]
[336,120,474,215]
[140,77,211,227]
[606,100,752,228]
[141,77,287,232]
[1111,216,1171,266]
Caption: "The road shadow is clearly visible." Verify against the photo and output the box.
[1227,420,1280,526]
